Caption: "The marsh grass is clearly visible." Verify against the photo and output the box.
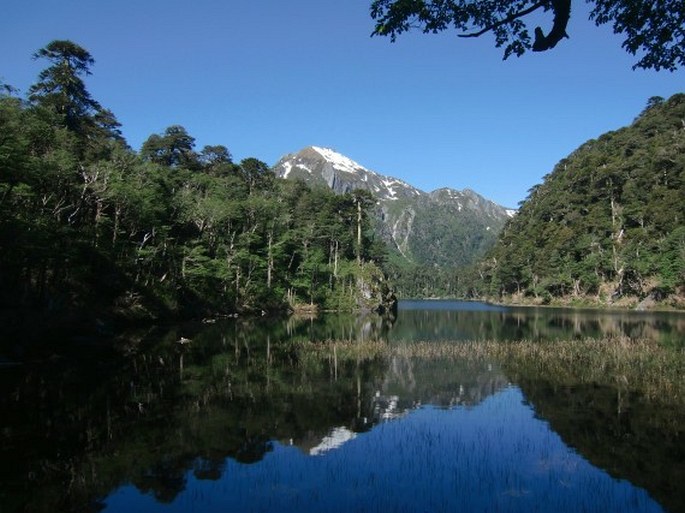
[297,337,685,403]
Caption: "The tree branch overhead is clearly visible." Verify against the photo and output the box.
[370,0,684,70]
[532,0,571,51]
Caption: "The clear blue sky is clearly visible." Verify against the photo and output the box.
[2,0,683,208]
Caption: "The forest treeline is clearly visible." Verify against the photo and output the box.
[477,94,685,308]
[0,41,392,332]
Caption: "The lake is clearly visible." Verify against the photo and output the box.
[1,301,683,512]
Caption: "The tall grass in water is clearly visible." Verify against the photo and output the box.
[297,337,685,404]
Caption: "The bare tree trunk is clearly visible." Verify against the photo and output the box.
[267,231,273,289]
[609,184,624,277]
[334,240,339,278]
[357,199,362,266]
[112,205,121,246]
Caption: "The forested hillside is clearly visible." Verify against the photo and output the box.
[0,41,393,337]
[481,94,685,308]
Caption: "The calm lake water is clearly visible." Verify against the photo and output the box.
[1,301,684,513]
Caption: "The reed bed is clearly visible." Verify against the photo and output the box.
[297,337,685,403]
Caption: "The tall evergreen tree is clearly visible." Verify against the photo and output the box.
[28,40,124,159]
[28,40,101,131]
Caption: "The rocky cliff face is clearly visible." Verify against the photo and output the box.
[273,146,513,268]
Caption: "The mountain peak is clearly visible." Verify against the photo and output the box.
[273,146,422,200]
[310,146,365,174]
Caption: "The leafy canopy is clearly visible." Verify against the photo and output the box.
[370,0,685,70]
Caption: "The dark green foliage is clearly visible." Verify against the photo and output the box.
[481,94,685,305]
[370,0,685,70]
[0,43,392,334]
[141,125,199,169]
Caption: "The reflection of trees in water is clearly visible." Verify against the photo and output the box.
[136,460,188,504]
[516,378,685,513]
[2,313,508,510]
[2,309,682,511]
[284,311,393,342]
[0,319,391,511]
[391,307,685,343]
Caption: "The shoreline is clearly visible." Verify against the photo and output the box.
[397,295,685,314]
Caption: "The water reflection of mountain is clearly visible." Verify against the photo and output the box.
[0,315,398,512]
[288,356,510,456]
[377,355,509,410]
[393,301,685,343]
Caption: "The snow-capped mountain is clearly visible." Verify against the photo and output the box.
[274,146,422,201]
[273,146,513,268]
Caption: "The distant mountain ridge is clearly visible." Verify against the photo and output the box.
[273,146,513,269]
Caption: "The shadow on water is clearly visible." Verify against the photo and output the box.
[0,304,683,512]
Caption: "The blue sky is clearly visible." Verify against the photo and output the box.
[1,0,683,208]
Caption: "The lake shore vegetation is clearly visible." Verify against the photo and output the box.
[296,336,685,404]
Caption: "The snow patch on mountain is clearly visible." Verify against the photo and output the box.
[312,146,363,174]
[382,179,398,200]
[281,161,293,179]
[297,162,313,174]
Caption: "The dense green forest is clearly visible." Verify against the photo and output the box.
[0,41,393,337]
[479,94,685,308]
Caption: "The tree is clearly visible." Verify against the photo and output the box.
[141,125,199,169]
[370,0,685,70]
[635,95,665,120]
[239,157,274,194]
[481,94,685,304]
[28,40,102,131]
[2,43,399,329]
[349,189,376,265]
[199,145,236,175]
[28,40,124,158]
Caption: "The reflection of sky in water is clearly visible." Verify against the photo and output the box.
[104,387,664,513]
